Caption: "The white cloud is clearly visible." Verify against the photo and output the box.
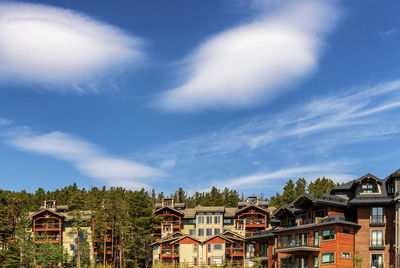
[199,163,356,192]
[155,0,339,111]
[7,131,163,188]
[0,2,143,92]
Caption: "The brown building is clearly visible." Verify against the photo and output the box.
[249,170,399,268]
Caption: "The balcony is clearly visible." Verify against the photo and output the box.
[157,220,180,229]
[161,248,179,258]
[34,223,61,231]
[275,241,320,254]
[370,216,385,227]
[34,235,61,243]
[226,246,245,256]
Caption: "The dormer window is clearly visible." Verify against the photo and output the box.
[388,184,394,194]
[362,183,377,193]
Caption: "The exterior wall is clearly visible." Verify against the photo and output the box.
[196,214,224,239]
[355,206,394,268]
[275,225,355,268]
[181,223,195,236]
[63,226,93,260]
[205,237,227,265]
[153,245,160,263]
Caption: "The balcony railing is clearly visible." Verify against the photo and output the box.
[34,223,61,229]
[226,248,244,256]
[370,216,385,226]
[161,249,179,257]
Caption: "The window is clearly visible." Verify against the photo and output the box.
[193,257,197,266]
[206,216,213,224]
[214,216,221,224]
[207,258,211,265]
[362,183,376,193]
[189,229,196,236]
[371,207,384,223]
[198,216,204,224]
[321,253,335,264]
[342,252,350,258]
[259,242,268,257]
[371,253,383,268]
[314,231,319,246]
[312,209,325,222]
[295,233,307,246]
[198,229,204,236]
[371,230,384,247]
[342,228,351,235]
[322,229,335,240]
[280,257,291,268]
[224,218,232,224]
[193,244,197,253]
[213,257,223,265]
[313,256,319,268]
[280,235,292,247]
[214,228,220,235]
[214,244,222,250]
[206,228,212,236]
[388,184,394,194]
[208,244,211,252]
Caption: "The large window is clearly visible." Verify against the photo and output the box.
[371,253,383,268]
[279,257,291,268]
[312,209,325,222]
[259,242,268,257]
[362,183,377,193]
[321,253,335,264]
[206,216,213,224]
[193,258,197,266]
[207,244,211,253]
[206,228,212,236]
[223,218,232,224]
[280,235,292,247]
[189,229,196,236]
[313,231,319,246]
[295,233,307,246]
[371,207,384,223]
[313,256,319,268]
[214,228,220,235]
[214,244,222,250]
[214,216,221,224]
[198,229,204,236]
[193,244,197,253]
[322,229,335,240]
[198,216,204,224]
[371,230,384,247]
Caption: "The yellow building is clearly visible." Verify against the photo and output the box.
[152,197,274,266]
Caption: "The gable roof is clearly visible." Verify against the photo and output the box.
[235,204,270,215]
[154,206,184,216]
[29,208,66,219]
[291,193,347,208]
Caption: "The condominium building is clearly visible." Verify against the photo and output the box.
[29,200,94,263]
[250,171,398,268]
[151,196,273,266]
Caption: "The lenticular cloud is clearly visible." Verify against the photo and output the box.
[0,2,143,91]
[156,0,339,111]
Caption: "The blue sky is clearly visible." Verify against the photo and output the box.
[0,0,399,197]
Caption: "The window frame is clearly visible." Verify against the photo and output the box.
[321,252,335,264]
[321,229,335,241]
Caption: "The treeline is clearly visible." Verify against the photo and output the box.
[0,177,339,267]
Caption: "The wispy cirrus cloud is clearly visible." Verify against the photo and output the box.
[140,79,400,191]
[5,130,163,189]
[0,2,144,93]
[155,0,339,111]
